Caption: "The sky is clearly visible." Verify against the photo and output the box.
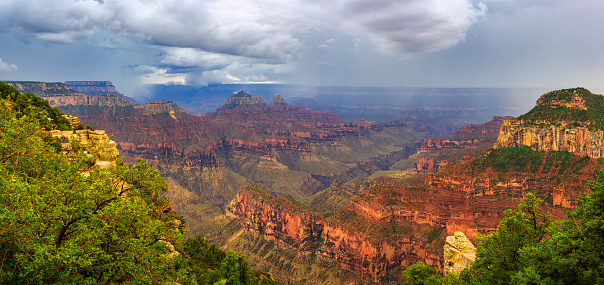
[0,0,603,98]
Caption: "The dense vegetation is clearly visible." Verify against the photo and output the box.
[517,88,604,130]
[0,82,275,284]
[0,82,71,130]
[403,171,604,284]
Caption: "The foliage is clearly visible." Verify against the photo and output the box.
[517,87,604,130]
[464,193,553,284]
[472,147,543,173]
[179,236,276,285]
[403,170,604,284]
[0,105,183,283]
[0,82,71,130]
[402,262,441,285]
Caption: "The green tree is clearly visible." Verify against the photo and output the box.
[0,81,275,285]
[403,262,441,285]
[464,193,553,284]
[219,250,253,285]
[0,104,183,284]
[533,171,604,284]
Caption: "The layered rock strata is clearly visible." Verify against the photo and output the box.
[65,80,139,104]
[227,188,443,283]
[495,88,604,159]
[495,120,604,159]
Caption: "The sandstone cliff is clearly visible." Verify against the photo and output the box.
[494,120,604,158]
[227,185,443,283]
[495,88,604,159]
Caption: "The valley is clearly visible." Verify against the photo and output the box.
[8,82,604,284]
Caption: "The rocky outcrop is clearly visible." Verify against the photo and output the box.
[494,120,604,159]
[49,129,119,164]
[140,100,184,115]
[421,116,511,151]
[443,232,476,275]
[454,116,514,139]
[90,94,134,107]
[217,91,266,111]
[495,88,604,159]
[8,81,91,106]
[269,94,288,107]
[416,156,449,173]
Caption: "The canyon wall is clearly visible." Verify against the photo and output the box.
[227,187,443,283]
[494,119,604,159]
[226,145,603,283]
[64,81,138,104]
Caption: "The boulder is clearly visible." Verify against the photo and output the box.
[443,231,476,274]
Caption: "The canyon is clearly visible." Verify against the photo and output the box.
[9,82,428,233]
[11,81,604,284]
[212,90,604,283]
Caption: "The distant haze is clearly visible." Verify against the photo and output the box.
[141,84,549,123]
[0,0,603,96]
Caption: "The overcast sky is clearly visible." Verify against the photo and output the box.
[0,0,603,97]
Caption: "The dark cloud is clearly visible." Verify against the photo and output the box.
[337,0,487,54]
[0,0,602,92]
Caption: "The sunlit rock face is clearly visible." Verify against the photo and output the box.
[443,231,476,275]
[495,120,604,159]
[495,88,604,159]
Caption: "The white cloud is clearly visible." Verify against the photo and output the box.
[133,65,186,85]
[0,58,18,72]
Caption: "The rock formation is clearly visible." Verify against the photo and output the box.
[495,88,604,159]
[65,80,139,104]
[415,156,449,172]
[217,90,266,111]
[269,94,288,107]
[495,120,604,158]
[48,128,119,165]
[90,94,134,107]
[443,231,476,274]
[421,116,512,151]
[227,186,443,283]
[139,100,184,115]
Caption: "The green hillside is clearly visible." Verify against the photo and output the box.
[517,87,604,130]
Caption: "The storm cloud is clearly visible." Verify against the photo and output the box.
[0,0,485,58]
[0,0,602,94]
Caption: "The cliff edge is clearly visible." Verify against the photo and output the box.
[495,88,604,158]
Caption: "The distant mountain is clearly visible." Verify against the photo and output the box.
[65,81,139,104]
[142,83,550,137]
